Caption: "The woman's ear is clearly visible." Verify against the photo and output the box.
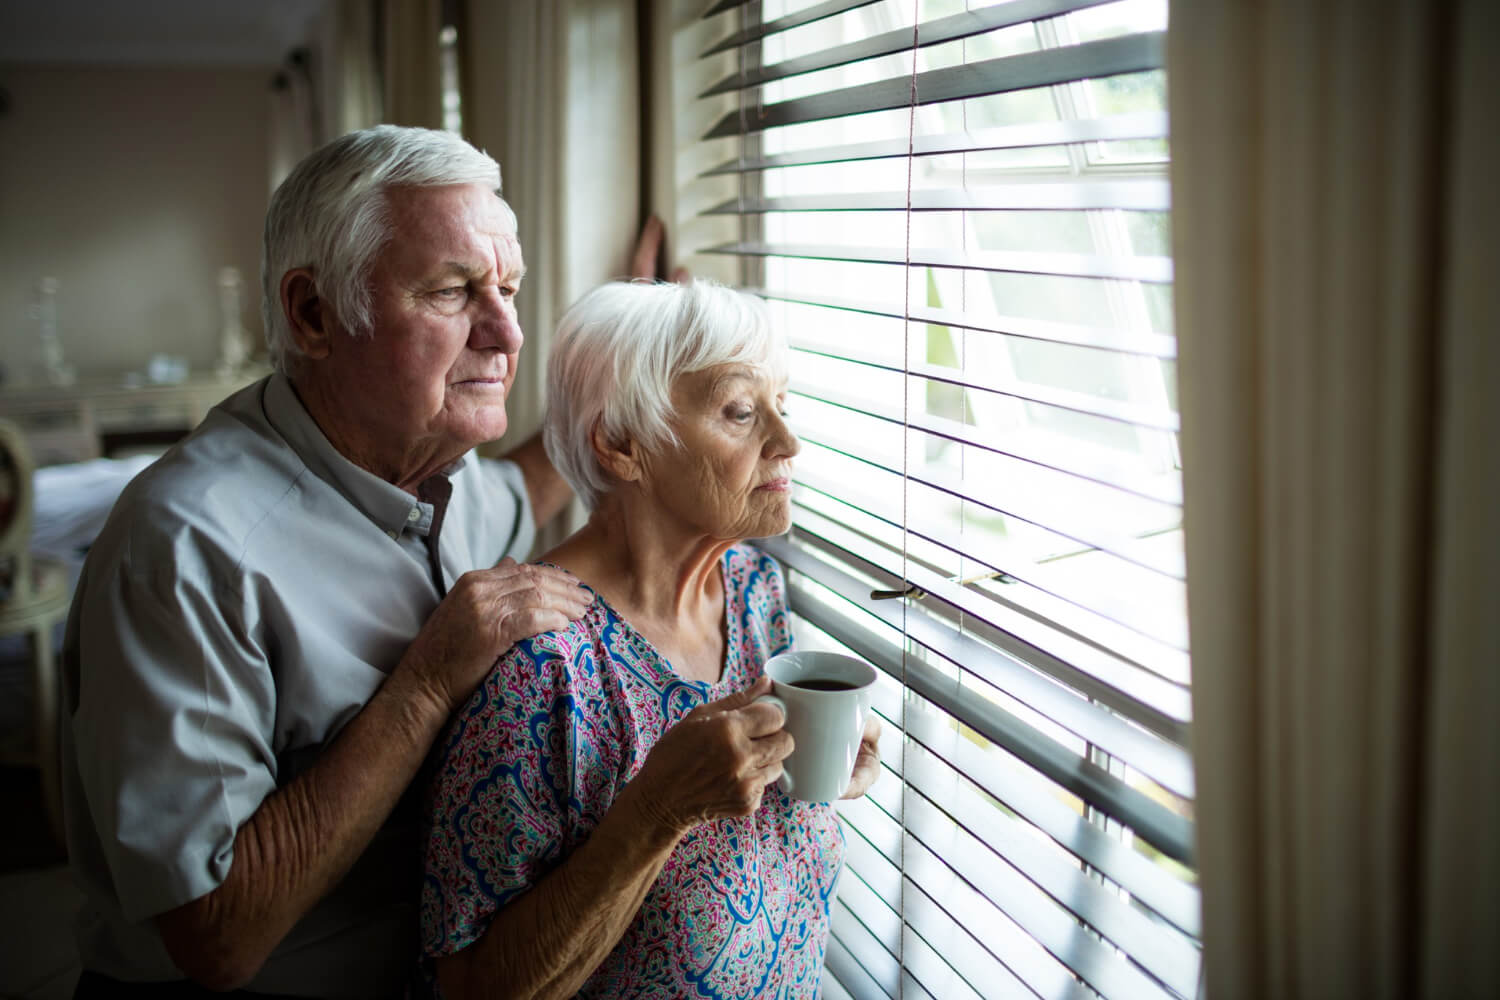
[590,419,643,485]
[281,268,333,360]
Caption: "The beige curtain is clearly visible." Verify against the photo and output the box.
[267,51,320,195]
[1170,1,1499,997]
[382,0,444,129]
[462,0,642,541]
[318,0,383,139]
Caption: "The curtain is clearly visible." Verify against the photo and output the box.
[462,0,642,541]
[382,0,445,130]
[1169,0,1498,996]
[319,0,383,139]
[267,49,320,196]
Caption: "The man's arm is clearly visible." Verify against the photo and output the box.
[156,561,592,990]
[436,677,791,1000]
[502,431,572,529]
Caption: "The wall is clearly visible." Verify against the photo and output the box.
[0,65,269,384]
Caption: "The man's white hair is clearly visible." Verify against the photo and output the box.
[544,279,788,511]
[260,124,514,373]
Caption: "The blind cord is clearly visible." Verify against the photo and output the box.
[900,3,921,995]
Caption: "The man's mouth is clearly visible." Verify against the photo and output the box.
[455,355,510,386]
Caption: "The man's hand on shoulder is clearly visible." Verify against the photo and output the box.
[396,558,593,716]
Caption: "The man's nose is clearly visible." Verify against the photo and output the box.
[470,289,524,354]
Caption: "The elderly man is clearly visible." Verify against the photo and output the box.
[59,126,593,996]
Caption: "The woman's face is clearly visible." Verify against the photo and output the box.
[641,361,800,541]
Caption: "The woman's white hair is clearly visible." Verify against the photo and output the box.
[544,279,787,511]
[260,124,514,373]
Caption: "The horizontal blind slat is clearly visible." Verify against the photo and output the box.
[832,900,903,996]
[900,719,1202,938]
[754,286,1178,360]
[767,539,1196,862]
[843,757,1199,993]
[776,517,1196,795]
[794,461,1183,581]
[901,750,1202,994]
[840,664,1199,941]
[700,0,1121,95]
[707,240,1175,283]
[799,421,1178,522]
[703,32,1166,137]
[701,0,881,54]
[901,795,1188,999]
[701,111,1170,174]
[793,349,1180,430]
[792,368,1177,443]
[793,484,1190,661]
[842,793,1182,1000]
[706,178,1171,212]
[786,508,1194,727]
[825,933,892,1000]
[841,797,1062,999]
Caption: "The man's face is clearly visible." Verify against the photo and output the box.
[316,183,525,484]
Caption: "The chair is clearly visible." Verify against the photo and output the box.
[0,419,71,842]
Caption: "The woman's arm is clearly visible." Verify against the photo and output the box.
[436,676,791,1000]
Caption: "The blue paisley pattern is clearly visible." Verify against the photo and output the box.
[420,544,843,998]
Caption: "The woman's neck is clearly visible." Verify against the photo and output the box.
[544,498,734,684]
[544,501,733,626]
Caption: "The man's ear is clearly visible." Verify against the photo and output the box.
[280,268,334,360]
[590,419,643,486]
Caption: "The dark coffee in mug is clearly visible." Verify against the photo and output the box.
[788,677,857,692]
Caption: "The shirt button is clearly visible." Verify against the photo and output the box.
[386,529,398,540]
[407,508,421,523]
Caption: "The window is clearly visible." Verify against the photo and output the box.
[674,1,1197,996]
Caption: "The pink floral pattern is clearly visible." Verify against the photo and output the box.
[420,544,843,998]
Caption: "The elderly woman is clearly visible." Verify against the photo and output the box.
[419,279,880,998]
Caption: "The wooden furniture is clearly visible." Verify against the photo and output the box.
[0,370,265,467]
[0,419,71,841]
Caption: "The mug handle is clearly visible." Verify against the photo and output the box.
[753,693,792,796]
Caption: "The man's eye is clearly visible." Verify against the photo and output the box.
[500,286,518,299]
[434,286,467,300]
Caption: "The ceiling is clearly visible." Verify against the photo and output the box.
[0,0,329,67]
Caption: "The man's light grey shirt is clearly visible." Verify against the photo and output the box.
[60,373,535,995]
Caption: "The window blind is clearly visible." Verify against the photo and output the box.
[685,1,1197,997]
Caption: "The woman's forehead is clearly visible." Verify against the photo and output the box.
[676,363,787,399]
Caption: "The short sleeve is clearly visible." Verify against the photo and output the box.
[68,522,278,922]
[420,632,584,959]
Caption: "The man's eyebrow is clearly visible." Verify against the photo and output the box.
[430,261,528,283]
[433,261,481,281]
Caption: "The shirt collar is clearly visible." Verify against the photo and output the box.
[262,372,469,539]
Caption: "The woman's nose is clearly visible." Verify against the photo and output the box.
[767,411,801,458]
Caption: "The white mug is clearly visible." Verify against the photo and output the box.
[756,650,876,802]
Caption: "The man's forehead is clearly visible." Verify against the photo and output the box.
[384,183,525,276]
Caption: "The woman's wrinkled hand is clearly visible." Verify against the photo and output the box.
[840,715,883,800]
[630,676,793,835]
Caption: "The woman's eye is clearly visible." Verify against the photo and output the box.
[725,406,754,423]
